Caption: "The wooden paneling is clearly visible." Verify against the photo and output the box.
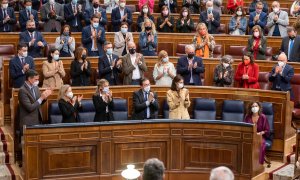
[23,121,263,179]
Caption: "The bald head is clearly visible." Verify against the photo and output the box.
[278,53,287,63]
[185,44,195,54]
[206,0,213,8]
[128,42,136,49]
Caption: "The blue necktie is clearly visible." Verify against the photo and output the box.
[144,92,148,118]
[288,40,294,60]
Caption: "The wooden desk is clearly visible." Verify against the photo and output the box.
[23,120,263,180]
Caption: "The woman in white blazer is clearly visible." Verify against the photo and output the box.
[113,22,134,57]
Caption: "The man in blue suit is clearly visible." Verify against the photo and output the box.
[200,1,220,34]
[269,53,294,99]
[84,0,106,28]
[176,44,205,86]
[64,0,85,32]
[111,0,132,32]
[19,20,47,58]
[249,1,267,33]
[19,0,39,32]
[0,0,16,32]
[82,14,106,56]
[9,43,35,88]
[99,41,122,85]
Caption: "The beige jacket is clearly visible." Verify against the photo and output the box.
[42,60,65,88]
[167,88,191,119]
[113,31,134,57]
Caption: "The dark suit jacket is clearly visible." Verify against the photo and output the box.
[81,25,106,56]
[280,36,300,62]
[70,60,91,86]
[249,11,267,31]
[18,83,44,134]
[269,64,294,92]
[19,9,39,32]
[84,7,107,27]
[247,36,267,60]
[98,54,122,85]
[200,10,220,34]
[0,7,16,32]
[64,3,85,31]
[132,89,159,120]
[9,55,35,88]
[176,55,205,85]
[249,1,268,14]
[58,98,81,123]
[158,0,177,13]
[111,7,132,32]
[92,94,114,121]
[19,30,47,58]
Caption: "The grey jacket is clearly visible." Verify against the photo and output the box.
[267,10,289,37]
[40,2,64,32]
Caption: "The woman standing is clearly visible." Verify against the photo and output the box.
[139,18,158,56]
[70,47,91,86]
[55,25,75,57]
[213,55,234,87]
[113,22,134,57]
[153,50,176,86]
[176,7,194,33]
[167,75,190,119]
[247,25,267,60]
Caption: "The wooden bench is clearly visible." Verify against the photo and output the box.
[13,86,294,161]
[23,120,263,180]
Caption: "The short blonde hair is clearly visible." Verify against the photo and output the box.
[96,79,109,94]
[158,50,168,60]
[141,18,157,34]
[196,23,207,32]
[58,84,71,101]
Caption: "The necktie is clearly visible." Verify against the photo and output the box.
[94,9,97,14]
[27,10,30,18]
[110,56,115,79]
[21,57,25,65]
[3,9,7,31]
[51,4,55,11]
[289,40,294,60]
[93,28,98,50]
[31,87,36,100]
[144,92,148,118]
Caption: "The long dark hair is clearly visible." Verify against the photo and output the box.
[246,101,263,116]
[242,52,254,64]
[170,75,184,91]
[140,3,152,17]
[47,47,59,63]
[160,5,169,18]
[179,7,191,20]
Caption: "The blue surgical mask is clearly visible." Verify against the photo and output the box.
[121,27,128,34]
[207,7,213,13]
[25,6,32,11]
[106,48,113,55]
[92,23,99,29]
[53,54,60,61]
[72,0,77,4]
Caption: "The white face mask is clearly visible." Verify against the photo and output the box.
[119,2,125,7]
[2,3,8,9]
[253,31,260,38]
[103,87,109,93]
[66,92,73,99]
[49,0,55,4]
[177,83,184,89]
[251,107,259,113]
[236,11,242,16]
[22,51,28,58]
[33,80,39,86]
[53,54,59,61]
[273,7,279,13]
[162,57,169,63]
[223,63,229,68]
[144,85,150,93]
[182,12,188,17]
[278,61,285,67]
[143,8,148,14]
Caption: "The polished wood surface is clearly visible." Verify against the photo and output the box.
[23,120,263,180]
[12,86,293,161]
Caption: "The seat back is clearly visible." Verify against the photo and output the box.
[228,46,247,59]
[258,72,270,90]
[218,23,226,34]
[44,43,56,57]
[0,44,15,57]
[49,102,63,124]
[291,74,300,107]
[265,47,273,61]
[163,99,169,119]
[79,99,95,122]
[261,102,274,149]
[213,44,223,58]
[193,98,216,120]
[222,100,244,122]
[112,98,128,120]
[176,43,187,56]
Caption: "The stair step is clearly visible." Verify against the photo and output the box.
[0,165,17,180]
[0,152,14,165]
[273,164,294,180]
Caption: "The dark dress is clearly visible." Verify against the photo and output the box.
[244,114,270,164]
[58,98,82,123]
[176,18,194,33]
[137,15,155,32]
[92,94,114,122]
[157,16,175,32]
[70,60,91,86]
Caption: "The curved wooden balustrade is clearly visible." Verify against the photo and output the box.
[23,120,263,180]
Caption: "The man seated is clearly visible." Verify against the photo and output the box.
[143,158,165,180]
[280,27,300,62]
[19,0,39,32]
[132,78,159,120]
[249,1,267,34]
[176,44,205,86]
[210,166,234,180]
[200,0,220,34]
[0,0,16,32]
[19,20,47,58]
[266,1,289,37]
[9,43,35,88]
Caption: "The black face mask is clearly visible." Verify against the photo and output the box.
[289,36,295,40]
[187,53,194,59]
[129,48,136,54]
[145,26,152,31]
[27,27,35,33]
[93,3,99,8]
[82,54,87,60]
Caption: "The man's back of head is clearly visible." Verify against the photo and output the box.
[210,166,234,180]
[143,158,165,180]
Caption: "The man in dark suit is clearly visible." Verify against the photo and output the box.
[132,78,159,120]
[84,0,106,28]
[64,0,85,32]
[99,41,122,85]
[111,0,132,32]
[82,14,106,56]
[177,44,205,85]
[9,43,35,88]
[0,0,16,32]
[248,1,267,33]
[269,53,294,99]
[19,20,47,58]
[40,0,64,32]
[280,27,300,62]
[19,0,39,32]
[18,69,52,133]
[200,1,220,34]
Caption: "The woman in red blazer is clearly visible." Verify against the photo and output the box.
[234,52,260,89]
